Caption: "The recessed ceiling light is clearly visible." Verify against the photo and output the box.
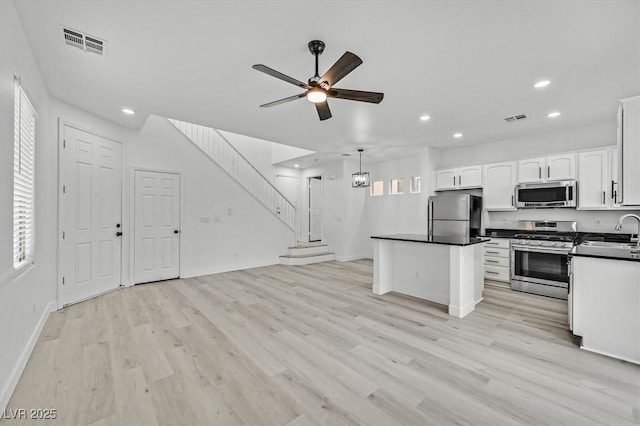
[534,80,551,89]
[122,108,136,115]
[453,133,463,138]
[547,111,561,118]
[420,115,431,121]
[294,164,300,168]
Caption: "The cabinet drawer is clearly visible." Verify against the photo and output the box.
[484,238,510,249]
[484,265,510,282]
[484,256,509,267]
[484,247,509,258]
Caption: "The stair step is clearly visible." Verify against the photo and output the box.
[279,252,335,266]
[287,244,329,256]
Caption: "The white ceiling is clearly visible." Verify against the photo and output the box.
[14,1,640,164]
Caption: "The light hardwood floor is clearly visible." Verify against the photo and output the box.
[4,260,640,425]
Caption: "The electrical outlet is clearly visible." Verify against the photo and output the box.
[214,216,221,222]
[228,208,233,216]
[415,271,419,278]
[594,219,601,227]
[200,216,210,223]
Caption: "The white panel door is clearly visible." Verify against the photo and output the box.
[308,177,322,242]
[134,170,180,284]
[276,175,300,238]
[61,126,122,306]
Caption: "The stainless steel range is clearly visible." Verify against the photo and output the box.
[511,220,577,300]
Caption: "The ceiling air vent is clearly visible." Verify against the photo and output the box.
[504,114,527,123]
[59,26,108,57]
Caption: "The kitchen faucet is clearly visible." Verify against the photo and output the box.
[614,214,640,250]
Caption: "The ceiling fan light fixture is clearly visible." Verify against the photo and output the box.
[307,88,327,103]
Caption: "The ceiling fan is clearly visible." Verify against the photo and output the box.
[252,40,384,121]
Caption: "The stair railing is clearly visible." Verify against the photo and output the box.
[166,118,295,231]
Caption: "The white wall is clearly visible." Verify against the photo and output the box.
[436,120,616,168]
[0,0,57,410]
[127,116,295,278]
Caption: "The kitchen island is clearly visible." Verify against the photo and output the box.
[371,234,487,318]
[570,245,640,364]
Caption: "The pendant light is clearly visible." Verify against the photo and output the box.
[352,149,370,188]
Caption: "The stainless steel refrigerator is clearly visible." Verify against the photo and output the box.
[427,193,482,239]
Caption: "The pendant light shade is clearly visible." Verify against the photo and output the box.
[352,149,370,188]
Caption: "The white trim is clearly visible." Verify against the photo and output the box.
[182,259,278,279]
[0,261,34,285]
[336,254,372,262]
[129,167,184,285]
[579,345,640,366]
[0,301,56,412]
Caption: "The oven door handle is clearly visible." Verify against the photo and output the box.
[511,246,572,254]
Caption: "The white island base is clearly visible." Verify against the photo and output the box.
[372,235,486,318]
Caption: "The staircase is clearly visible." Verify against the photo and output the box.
[279,242,335,266]
[166,118,295,230]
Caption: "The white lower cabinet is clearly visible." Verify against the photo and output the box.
[483,238,511,282]
[572,255,640,364]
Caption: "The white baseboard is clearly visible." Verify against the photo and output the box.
[336,254,372,262]
[1,300,56,412]
[182,259,278,279]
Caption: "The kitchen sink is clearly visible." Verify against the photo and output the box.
[580,240,638,250]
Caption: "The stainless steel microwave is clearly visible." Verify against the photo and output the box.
[515,180,577,208]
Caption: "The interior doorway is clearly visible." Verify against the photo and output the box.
[308,176,322,242]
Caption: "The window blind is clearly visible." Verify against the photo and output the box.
[13,81,37,268]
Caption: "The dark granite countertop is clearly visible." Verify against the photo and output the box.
[569,246,640,262]
[371,234,488,246]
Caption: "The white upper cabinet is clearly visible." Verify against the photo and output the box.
[517,157,546,183]
[435,165,481,190]
[458,166,482,189]
[578,149,609,209]
[547,153,576,181]
[483,161,517,210]
[618,96,640,205]
[517,154,576,183]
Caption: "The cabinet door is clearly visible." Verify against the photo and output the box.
[517,158,545,183]
[483,161,517,210]
[610,147,622,207]
[619,96,640,205]
[436,169,457,190]
[547,153,576,181]
[457,166,482,188]
[578,150,609,209]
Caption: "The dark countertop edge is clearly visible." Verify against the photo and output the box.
[569,248,640,263]
[371,235,489,246]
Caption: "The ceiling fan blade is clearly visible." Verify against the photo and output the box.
[252,64,310,89]
[319,52,363,87]
[328,88,384,104]
[315,101,332,121]
[259,93,306,108]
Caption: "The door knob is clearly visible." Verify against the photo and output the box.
[174,230,179,234]
[116,231,123,237]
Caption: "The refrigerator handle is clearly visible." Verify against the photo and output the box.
[428,199,434,237]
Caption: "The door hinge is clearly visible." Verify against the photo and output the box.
[63,139,66,148]
[62,231,65,239]
[62,276,65,285]
[62,185,66,194]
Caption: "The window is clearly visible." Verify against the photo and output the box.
[370,180,384,196]
[390,178,404,195]
[410,176,421,193]
[13,81,37,268]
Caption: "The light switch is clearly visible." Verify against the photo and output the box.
[228,208,233,216]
